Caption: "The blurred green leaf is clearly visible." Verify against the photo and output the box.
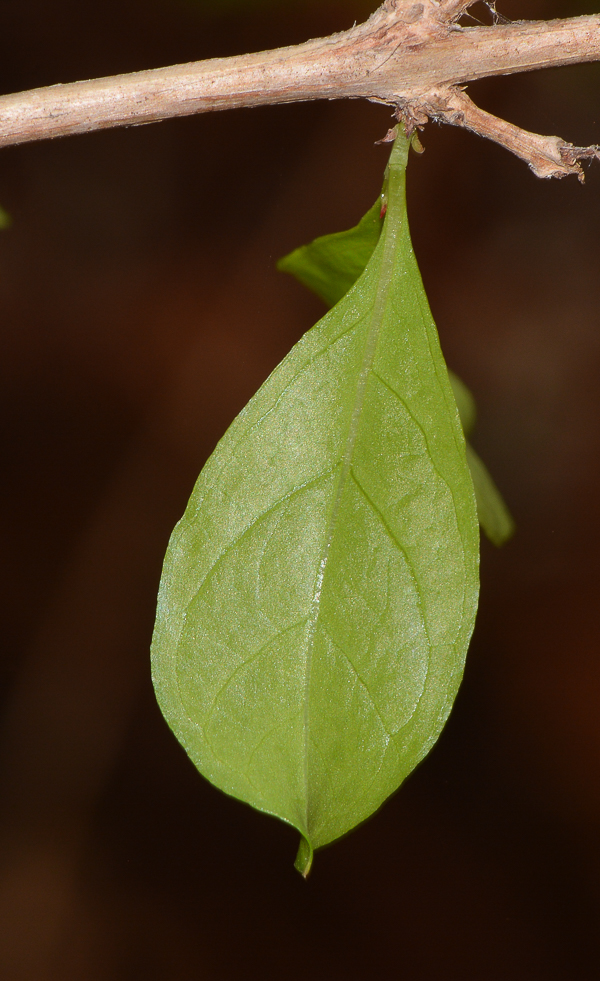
[448,369,476,437]
[277,198,384,307]
[0,205,12,230]
[465,444,515,546]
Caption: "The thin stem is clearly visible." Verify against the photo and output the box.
[423,87,600,180]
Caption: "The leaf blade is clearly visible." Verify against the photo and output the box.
[277,197,383,307]
[152,130,480,868]
[466,443,515,546]
[448,369,477,436]
[281,213,514,551]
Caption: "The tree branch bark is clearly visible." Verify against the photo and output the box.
[0,0,599,177]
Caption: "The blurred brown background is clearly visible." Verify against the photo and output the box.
[1,1,599,978]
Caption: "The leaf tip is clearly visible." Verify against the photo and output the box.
[294,835,314,878]
[487,513,516,548]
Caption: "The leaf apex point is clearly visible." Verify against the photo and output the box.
[294,835,314,878]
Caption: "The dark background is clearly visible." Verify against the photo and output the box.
[1,1,599,977]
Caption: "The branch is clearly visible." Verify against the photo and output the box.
[0,1,599,177]
[439,0,479,21]
[423,87,600,181]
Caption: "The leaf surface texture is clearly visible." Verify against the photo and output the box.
[277,198,383,307]
[280,191,514,547]
[152,132,480,873]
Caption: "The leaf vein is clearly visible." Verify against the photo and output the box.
[370,368,457,506]
[202,617,310,733]
[321,626,391,742]
[184,466,339,615]
[207,317,361,486]
[349,468,432,653]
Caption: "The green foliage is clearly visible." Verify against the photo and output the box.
[280,182,514,548]
[448,370,477,438]
[0,205,11,230]
[464,444,515,547]
[152,130,480,875]
[278,198,384,307]
[448,374,514,545]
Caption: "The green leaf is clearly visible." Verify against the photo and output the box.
[280,195,514,549]
[0,205,11,230]
[449,373,514,546]
[151,130,480,874]
[277,197,384,308]
[465,444,515,546]
[448,370,476,437]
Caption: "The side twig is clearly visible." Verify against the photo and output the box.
[417,87,600,180]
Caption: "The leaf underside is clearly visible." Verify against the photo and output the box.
[279,185,514,549]
[277,197,384,308]
[151,131,480,875]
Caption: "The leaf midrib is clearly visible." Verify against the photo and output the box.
[300,165,405,834]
